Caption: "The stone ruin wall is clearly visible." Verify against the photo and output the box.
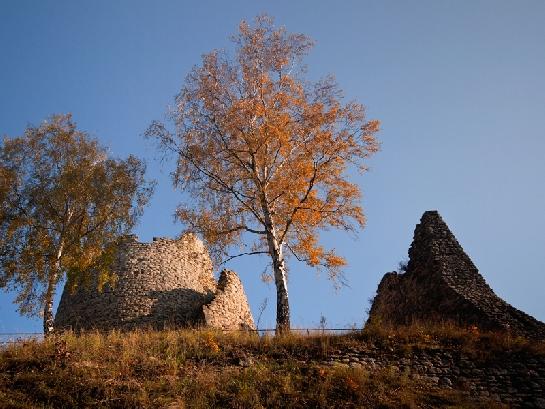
[368,211,545,340]
[54,234,255,331]
[203,269,255,330]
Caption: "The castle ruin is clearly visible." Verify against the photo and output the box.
[368,211,545,339]
[54,234,255,331]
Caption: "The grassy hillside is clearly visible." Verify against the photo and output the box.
[1,324,542,408]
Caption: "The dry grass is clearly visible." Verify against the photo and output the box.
[362,320,545,358]
[0,325,533,408]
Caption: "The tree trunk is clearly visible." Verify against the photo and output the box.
[265,229,290,333]
[43,274,57,336]
[260,196,291,333]
[271,243,290,334]
[43,242,63,337]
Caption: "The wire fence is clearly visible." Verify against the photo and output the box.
[0,332,44,346]
[232,328,362,337]
[0,327,362,346]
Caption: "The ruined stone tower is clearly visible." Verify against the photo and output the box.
[54,234,255,331]
[368,211,545,339]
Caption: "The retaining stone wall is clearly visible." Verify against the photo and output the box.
[324,345,545,408]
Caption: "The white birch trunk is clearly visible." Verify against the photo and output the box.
[260,195,290,333]
[43,241,63,336]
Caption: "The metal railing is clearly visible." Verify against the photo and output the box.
[0,332,44,346]
[240,328,361,336]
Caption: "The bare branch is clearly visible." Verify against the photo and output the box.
[221,250,269,265]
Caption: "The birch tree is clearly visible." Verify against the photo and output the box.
[147,15,380,332]
[0,114,154,335]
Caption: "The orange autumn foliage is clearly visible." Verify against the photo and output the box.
[148,15,379,329]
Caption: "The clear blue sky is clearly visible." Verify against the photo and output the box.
[1,0,544,333]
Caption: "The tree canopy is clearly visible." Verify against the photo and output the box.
[148,15,380,332]
[0,114,154,334]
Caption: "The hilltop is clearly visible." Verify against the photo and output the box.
[1,324,544,408]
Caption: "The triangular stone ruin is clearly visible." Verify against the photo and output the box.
[367,210,545,339]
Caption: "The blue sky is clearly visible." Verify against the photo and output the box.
[1,0,544,333]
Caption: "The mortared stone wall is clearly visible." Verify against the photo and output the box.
[54,234,255,331]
